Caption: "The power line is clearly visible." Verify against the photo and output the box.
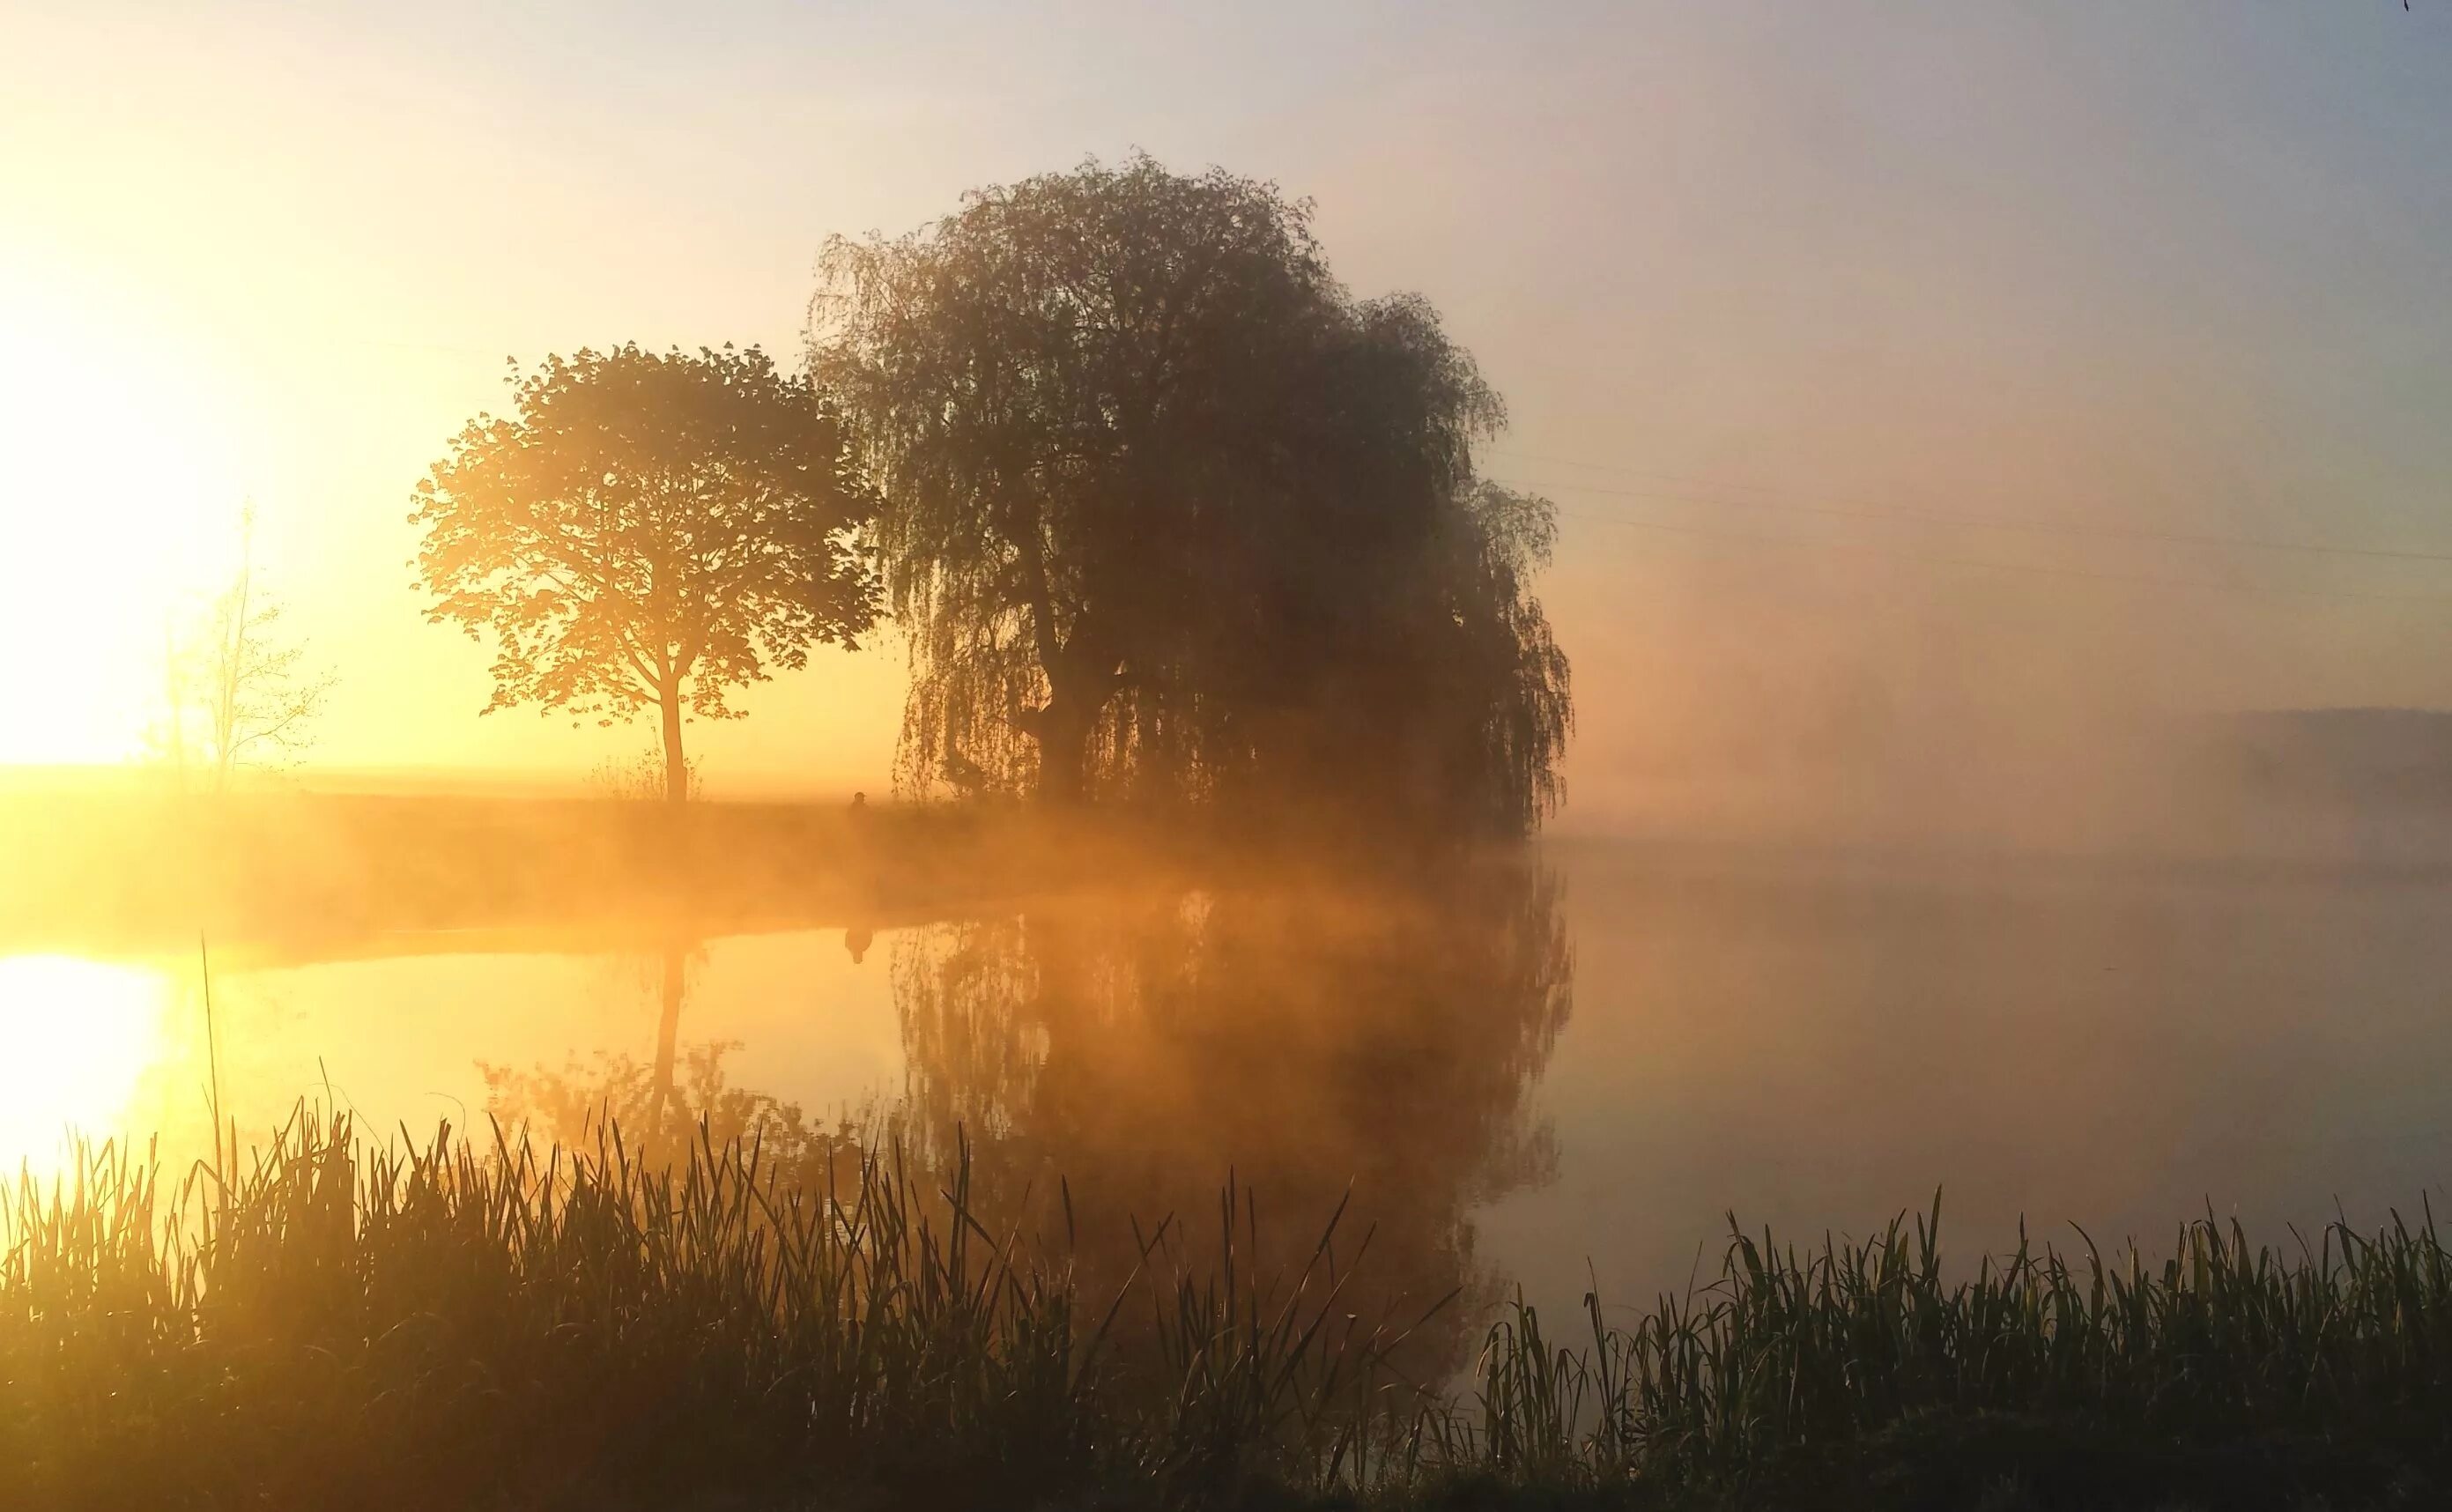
[1489,448,2452,566]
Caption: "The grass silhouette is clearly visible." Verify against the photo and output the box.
[8,1112,2452,1509]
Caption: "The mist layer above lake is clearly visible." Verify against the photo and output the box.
[4,835,2448,1334]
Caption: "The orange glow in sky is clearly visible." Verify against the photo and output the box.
[4,5,2448,816]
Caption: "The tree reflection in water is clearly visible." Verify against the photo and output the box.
[482,936,878,1195]
[893,858,1573,1382]
[485,860,1572,1382]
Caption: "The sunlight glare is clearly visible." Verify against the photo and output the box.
[0,280,241,765]
[0,955,174,1174]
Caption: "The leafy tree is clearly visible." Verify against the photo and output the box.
[1187,296,1573,839]
[811,158,1330,805]
[411,345,879,802]
[154,505,334,794]
[810,155,1569,834]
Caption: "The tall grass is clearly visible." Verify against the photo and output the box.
[9,1122,2452,1510]
[0,1112,1418,1510]
[1431,1196,2452,1508]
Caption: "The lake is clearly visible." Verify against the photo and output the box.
[6,835,2451,1341]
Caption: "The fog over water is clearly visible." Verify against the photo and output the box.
[9,760,2449,1338]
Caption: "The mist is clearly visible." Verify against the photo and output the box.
[8,5,2452,1505]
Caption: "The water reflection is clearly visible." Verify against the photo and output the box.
[889,861,1574,1375]
[12,837,2452,1339]
[0,954,180,1175]
[476,862,1575,1376]
[484,935,881,1193]
[0,929,907,1186]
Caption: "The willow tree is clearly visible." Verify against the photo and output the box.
[411,345,878,802]
[811,155,1569,834]
[810,158,1330,804]
[1199,296,1574,839]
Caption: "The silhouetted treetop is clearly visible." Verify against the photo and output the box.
[411,344,878,802]
[811,154,1568,836]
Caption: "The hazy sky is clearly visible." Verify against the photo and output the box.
[4,2,2448,823]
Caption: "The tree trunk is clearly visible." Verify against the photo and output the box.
[1024,594,1115,807]
[660,690,688,804]
[1032,693,1093,805]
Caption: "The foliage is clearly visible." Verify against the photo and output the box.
[411,344,878,801]
[811,155,1569,834]
[12,1107,2452,1510]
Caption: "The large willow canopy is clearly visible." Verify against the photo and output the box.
[811,155,1570,838]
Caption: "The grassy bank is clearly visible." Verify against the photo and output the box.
[7,1115,2452,1510]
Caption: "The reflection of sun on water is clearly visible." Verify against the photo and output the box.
[0,956,174,1174]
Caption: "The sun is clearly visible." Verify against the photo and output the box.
[0,280,241,767]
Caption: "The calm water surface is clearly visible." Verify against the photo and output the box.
[6,837,2451,1328]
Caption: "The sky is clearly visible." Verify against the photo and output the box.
[3,1,2448,826]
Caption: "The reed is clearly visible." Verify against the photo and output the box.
[0,1110,1414,1509]
[1406,1195,2452,1508]
[9,1119,2452,1511]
